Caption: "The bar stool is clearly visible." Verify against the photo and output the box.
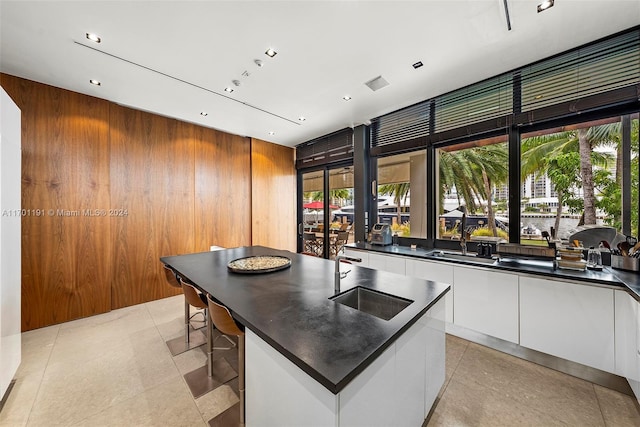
[163,264,206,356]
[181,280,238,399]
[206,295,246,427]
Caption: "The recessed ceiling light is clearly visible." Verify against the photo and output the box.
[412,61,423,69]
[224,87,234,93]
[89,79,101,86]
[298,116,306,122]
[265,48,277,58]
[86,33,101,43]
[537,0,554,13]
[254,59,264,67]
[343,95,352,101]
[200,112,208,117]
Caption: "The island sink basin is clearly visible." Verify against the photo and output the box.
[426,250,498,265]
[330,287,413,321]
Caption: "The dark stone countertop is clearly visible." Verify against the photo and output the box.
[160,246,449,394]
[346,243,640,302]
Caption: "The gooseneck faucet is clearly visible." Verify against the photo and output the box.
[459,206,467,255]
[335,255,362,292]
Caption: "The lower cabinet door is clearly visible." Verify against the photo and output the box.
[406,259,454,323]
[520,276,615,373]
[614,290,639,381]
[453,266,519,343]
[367,252,406,275]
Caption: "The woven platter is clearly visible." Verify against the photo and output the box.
[227,255,292,274]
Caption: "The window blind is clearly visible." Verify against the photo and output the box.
[370,101,430,153]
[520,30,640,113]
[368,27,639,154]
[434,74,513,134]
[296,128,353,169]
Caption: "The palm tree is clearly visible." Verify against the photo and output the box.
[474,145,509,236]
[522,123,617,228]
[378,182,410,224]
[439,143,508,237]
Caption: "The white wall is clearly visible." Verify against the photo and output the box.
[0,86,21,400]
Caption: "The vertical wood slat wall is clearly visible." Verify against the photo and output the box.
[1,74,291,331]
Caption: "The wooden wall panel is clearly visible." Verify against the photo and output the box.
[251,138,296,251]
[195,128,251,250]
[109,104,195,309]
[1,74,112,330]
[3,74,297,330]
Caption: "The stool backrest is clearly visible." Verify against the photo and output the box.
[207,295,244,337]
[180,280,207,310]
[163,265,181,288]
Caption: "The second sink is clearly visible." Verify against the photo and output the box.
[427,250,498,265]
[330,287,413,321]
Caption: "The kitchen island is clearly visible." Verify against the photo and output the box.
[161,246,449,426]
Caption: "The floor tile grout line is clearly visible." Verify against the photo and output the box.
[22,325,62,427]
[592,383,611,427]
[144,297,212,425]
[431,337,470,415]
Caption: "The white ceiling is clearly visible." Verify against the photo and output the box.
[1,1,639,148]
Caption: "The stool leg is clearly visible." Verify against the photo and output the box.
[206,308,214,377]
[239,335,245,425]
[184,298,191,344]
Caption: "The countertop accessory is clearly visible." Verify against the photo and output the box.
[617,241,630,257]
[541,231,557,250]
[496,243,556,260]
[227,255,291,273]
[586,247,603,271]
[611,254,640,272]
[370,223,392,246]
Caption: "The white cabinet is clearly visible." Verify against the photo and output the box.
[635,302,640,400]
[453,266,519,343]
[367,252,406,275]
[614,290,639,381]
[246,300,446,426]
[406,258,454,323]
[344,248,369,267]
[0,87,21,401]
[520,276,615,373]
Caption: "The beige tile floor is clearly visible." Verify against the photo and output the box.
[1,295,639,426]
[427,335,640,427]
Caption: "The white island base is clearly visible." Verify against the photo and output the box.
[246,298,446,427]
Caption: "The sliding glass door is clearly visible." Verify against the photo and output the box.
[299,165,354,259]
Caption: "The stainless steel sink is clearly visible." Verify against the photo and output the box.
[330,287,413,321]
[426,250,498,265]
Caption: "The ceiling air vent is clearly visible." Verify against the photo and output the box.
[365,75,390,92]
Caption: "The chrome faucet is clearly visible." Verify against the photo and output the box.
[459,207,467,255]
[335,255,362,292]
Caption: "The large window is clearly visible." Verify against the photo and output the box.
[301,27,640,250]
[376,150,427,238]
[520,113,639,246]
[436,134,509,243]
